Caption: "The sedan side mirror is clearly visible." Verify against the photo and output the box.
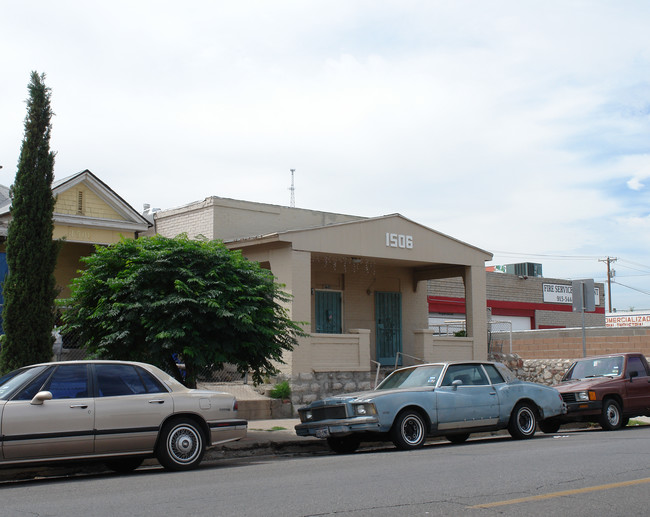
[31,391,53,405]
[452,379,463,390]
[629,371,639,382]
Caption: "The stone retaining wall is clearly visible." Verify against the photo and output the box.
[287,353,579,411]
[490,352,573,385]
[289,370,389,407]
[289,355,576,408]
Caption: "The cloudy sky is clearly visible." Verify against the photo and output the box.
[2,1,650,312]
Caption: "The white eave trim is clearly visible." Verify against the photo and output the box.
[53,213,149,232]
[52,171,150,227]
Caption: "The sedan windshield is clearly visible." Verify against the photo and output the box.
[0,365,49,400]
[377,365,444,390]
[565,356,623,380]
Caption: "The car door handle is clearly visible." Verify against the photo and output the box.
[70,404,88,409]
[489,392,497,396]
[149,399,165,404]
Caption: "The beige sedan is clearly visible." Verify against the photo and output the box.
[0,360,247,472]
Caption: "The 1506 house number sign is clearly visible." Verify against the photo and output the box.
[385,232,413,249]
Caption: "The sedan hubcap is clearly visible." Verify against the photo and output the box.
[168,425,201,463]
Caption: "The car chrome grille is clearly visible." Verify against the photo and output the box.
[561,393,577,403]
[311,405,348,422]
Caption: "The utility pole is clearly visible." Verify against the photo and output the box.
[599,257,617,313]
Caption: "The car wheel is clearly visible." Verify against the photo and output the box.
[391,410,427,450]
[599,399,623,431]
[156,418,206,471]
[327,436,361,454]
[539,419,561,434]
[446,433,470,444]
[508,402,538,440]
[105,457,144,473]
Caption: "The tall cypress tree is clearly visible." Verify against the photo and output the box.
[0,72,58,372]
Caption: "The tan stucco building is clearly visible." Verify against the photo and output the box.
[152,197,493,395]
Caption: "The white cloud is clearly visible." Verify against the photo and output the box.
[3,1,650,309]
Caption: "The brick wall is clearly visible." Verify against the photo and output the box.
[154,199,215,239]
[510,327,650,359]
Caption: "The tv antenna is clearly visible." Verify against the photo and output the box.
[289,169,295,207]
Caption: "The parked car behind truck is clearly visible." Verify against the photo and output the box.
[540,353,650,433]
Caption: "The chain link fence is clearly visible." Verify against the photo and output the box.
[430,320,467,336]
[56,325,250,384]
[488,320,513,354]
[428,319,513,355]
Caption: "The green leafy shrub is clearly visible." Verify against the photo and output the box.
[269,380,291,399]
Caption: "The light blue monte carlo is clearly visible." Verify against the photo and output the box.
[295,361,567,453]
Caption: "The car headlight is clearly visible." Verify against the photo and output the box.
[352,403,377,416]
[300,410,313,422]
[575,391,590,402]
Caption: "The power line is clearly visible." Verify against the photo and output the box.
[488,251,650,301]
[612,280,650,297]
[490,250,600,261]
[617,259,650,273]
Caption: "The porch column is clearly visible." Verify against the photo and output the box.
[265,247,312,374]
[464,264,488,360]
[287,250,312,374]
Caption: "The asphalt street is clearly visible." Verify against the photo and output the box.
[1,425,650,516]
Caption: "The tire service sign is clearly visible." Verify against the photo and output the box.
[543,283,599,306]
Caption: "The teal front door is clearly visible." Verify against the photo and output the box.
[315,291,342,334]
[375,292,402,365]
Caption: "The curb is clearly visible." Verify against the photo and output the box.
[208,438,329,460]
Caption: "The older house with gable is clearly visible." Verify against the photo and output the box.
[0,169,150,328]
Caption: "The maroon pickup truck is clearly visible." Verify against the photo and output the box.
[540,353,650,433]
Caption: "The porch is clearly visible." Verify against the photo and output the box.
[307,329,475,372]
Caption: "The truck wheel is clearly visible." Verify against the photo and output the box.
[599,399,623,430]
[508,402,537,439]
[391,410,427,450]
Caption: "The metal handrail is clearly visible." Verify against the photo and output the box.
[394,352,425,370]
[370,360,382,388]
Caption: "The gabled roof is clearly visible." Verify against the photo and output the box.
[51,169,150,227]
[0,169,150,237]
[227,213,493,267]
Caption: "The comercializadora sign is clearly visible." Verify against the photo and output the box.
[606,313,650,328]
